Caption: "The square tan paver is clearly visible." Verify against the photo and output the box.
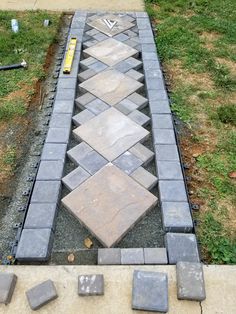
[62,164,157,247]
[79,69,143,106]
[73,108,149,161]
[84,38,138,67]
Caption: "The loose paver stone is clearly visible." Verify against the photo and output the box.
[144,248,168,264]
[98,249,121,265]
[121,248,144,265]
[0,273,17,305]
[78,274,104,296]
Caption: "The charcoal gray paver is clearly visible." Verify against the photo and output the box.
[128,110,150,126]
[165,233,200,264]
[78,275,104,296]
[131,167,157,190]
[85,99,110,115]
[36,160,64,181]
[24,203,58,230]
[152,114,173,129]
[26,280,58,310]
[53,100,74,114]
[129,143,154,166]
[16,229,53,262]
[45,128,70,144]
[121,248,144,264]
[144,248,168,265]
[146,77,165,90]
[41,143,67,161]
[72,109,95,126]
[126,69,144,82]
[113,151,142,175]
[155,145,179,161]
[127,92,148,109]
[75,93,96,109]
[157,161,183,180]
[77,150,108,175]
[176,262,206,301]
[153,129,176,145]
[0,273,17,305]
[161,202,193,233]
[62,166,90,191]
[78,69,96,82]
[67,142,93,165]
[31,181,61,204]
[132,270,168,312]
[159,180,188,202]
[49,113,72,129]
[114,99,138,115]
[98,248,121,265]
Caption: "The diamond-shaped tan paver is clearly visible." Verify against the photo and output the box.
[73,108,149,161]
[62,164,157,247]
[87,14,134,37]
[79,69,143,106]
[84,38,138,67]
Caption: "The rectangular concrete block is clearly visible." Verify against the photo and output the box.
[41,143,67,161]
[26,280,58,310]
[36,160,64,181]
[121,248,144,265]
[57,78,77,89]
[153,129,176,145]
[78,275,104,296]
[53,100,74,114]
[55,88,76,101]
[62,166,90,191]
[0,273,17,305]
[155,145,179,161]
[49,113,72,129]
[159,180,188,202]
[31,181,61,204]
[156,161,183,180]
[149,100,171,114]
[148,89,168,101]
[144,248,168,265]
[46,128,70,144]
[97,248,121,265]
[145,77,165,90]
[152,114,173,129]
[141,44,157,53]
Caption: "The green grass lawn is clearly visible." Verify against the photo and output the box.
[0,11,60,184]
[146,0,236,264]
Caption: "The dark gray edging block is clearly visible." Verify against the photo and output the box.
[57,77,77,90]
[0,273,17,305]
[165,233,200,264]
[156,161,183,180]
[78,274,104,296]
[26,279,58,310]
[46,128,70,144]
[55,89,76,101]
[97,248,121,265]
[41,143,67,161]
[132,270,168,313]
[152,114,173,129]
[155,145,179,161]
[158,180,188,202]
[144,248,168,265]
[161,202,193,233]
[176,262,206,301]
[53,100,74,114]
[16,229,53,262]
[49,113,72,129]
[121,248,144,265]
[36,160,64,181]
[153,129,176,145]
[31,181,61,204]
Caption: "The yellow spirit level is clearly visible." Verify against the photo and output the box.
[63,37,77,74]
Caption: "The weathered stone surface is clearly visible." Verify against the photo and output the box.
[62,164,157,247]
[85,99,110,115]
[153,129,176,145]
[127,92,148,109]
[131,167,157,190]
[165,233,200,264]
[132,270,168,312]
[62,166,90,191]
[26,280,58,310]
[113,151,142,175]
[73,108,149,161]
[155,144,179,161]
[126,69,144,82]
[157,161,183,180]
[159,180,188,202]
[79,69,143,106]
[78,274,104,296]
[24,203,58,230]
[41,143,67,161]
[176,262,206,301]
[98,248,121,265]
[36,160,64,181]
[45,128,70,144]
[72,109,95,126]
[16,229,53,262]
[128,110,150,126]
[152,114,173,129]
[129,143,154,166]
[0,273,17,305]
[31,181,61,204]
[161,202,193,233]
[144,248,168,265]
[121,249,144,265]
[84,38,138,66]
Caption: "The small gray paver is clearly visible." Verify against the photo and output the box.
[142,52,160,61]
[62,166,90,191]
[16,229,53,262]
[0,273,17,305]
[123,39,138,48]
[114,99,138,115]
[149,100,171,114]
[26,280,58,310]
[75,93,96,109]
[78,275,104,296]
[93,32,108,42]
[143,60,160,71]
[132,270,168,312]
[113,33,129,42]
[45,128,70,144]
[36,160,64,181]
[24,203,58,230]
[67,142,93,165]
[57,77,77,89]
[85,99,110,115]
[153,129,176,145]
[41,143,67,161]
[115,57,142,73]
[146,77,165,90]
[83,39,99,49]
[139,30,153,38]
[126,69,144,82]
[162,202,193,233]
[127,92,148,109]
[144,248,168,264]
[157,161,183,180]
[76,150,108,175]
[155,144,179,161]
[129,142,154,166]
[128,110,150,126]
[72,109,95,126]
[78,69,96,82]
[148,89,168,101]
[97,248,121,265]
[165,233,200,264]
[176,262,206,301]
[31,181,61,204]
[86,29,99,36]
[152,114,173,129]
[121,248,144,264]
[80,57,96,70]
[49,113,72,129]
[136,19,152,30]
[53,100,74,114]
[55,88,75,101]
[113,151,142,175]
[88,61,108,73]
[131,167,157,190]
[159,180,188,202]
[141,43,157,53]
[145,68,163,79]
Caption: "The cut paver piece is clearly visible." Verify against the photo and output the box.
[62,166,90,191]
[78,274,104,296]
[176,262,206,301]
[131,167,157,190]
[165,233,200,264]
[0,273,17,305]
[79,69,143,106]
[72,109,95,126]
[36,160,64,181]
[62,164,157,247]
[121,248,144,265]
[132,270,168,313]
[129,143,154,166]
[87,14,134,37]
[128,110,150,126]
[144,248,168,264]
[84,38,138,67]
[26,279,58,310]
[98,248,121,265]
[73,108,149,161]
[113,151,142,175]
